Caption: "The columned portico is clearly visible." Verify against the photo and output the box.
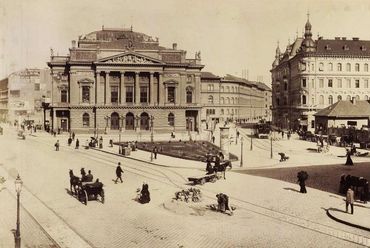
[135,72,140,104]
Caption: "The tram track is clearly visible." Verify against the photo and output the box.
[17,134,370,247]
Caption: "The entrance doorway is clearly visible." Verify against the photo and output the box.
[111,112,119,130]
[140,112,149,130]
[61,119,68,131]
[125,112,134,130]
[185,110,198,131]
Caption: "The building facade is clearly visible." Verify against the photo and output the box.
[7,69,51,125]
[48,27,204,133]
[271,17,370,131]
[200,72,271,126]
[0,78,8,122]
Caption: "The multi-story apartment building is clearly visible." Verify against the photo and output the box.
[48,27,204,133]
[0,78,8,122]
[271,17,370,131]
[201,72,271,126]
[7,69,51,125]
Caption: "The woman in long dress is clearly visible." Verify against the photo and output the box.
[345,149,354,166]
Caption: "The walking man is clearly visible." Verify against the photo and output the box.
[72,132,75,141]
[55,140,60,151]
[153,146,158,159]
[115,162,124,183]
[346,186,355,214]
[75,139,79,149]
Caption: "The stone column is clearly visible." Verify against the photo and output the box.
[105,71,110,105]
[159,73,164,105]
[219,127,230,160]
[120,71,125,104]
[96,71,101,104]
[135,72,140,104]
[149,72,154,105]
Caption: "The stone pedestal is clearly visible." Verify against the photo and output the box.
[219,127,230,160]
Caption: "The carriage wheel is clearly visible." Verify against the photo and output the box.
[100,189,105,204]
[83,190,88,205]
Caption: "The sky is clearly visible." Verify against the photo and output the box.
[2,0,370,85]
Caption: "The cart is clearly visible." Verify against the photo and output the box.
[77,181,105,205]
[188,173,217,185]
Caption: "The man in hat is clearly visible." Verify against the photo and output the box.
[115,162,124,183]
[346,186,355,214]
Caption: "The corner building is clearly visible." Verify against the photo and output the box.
[48,27,204,133]
[271,17,370,131]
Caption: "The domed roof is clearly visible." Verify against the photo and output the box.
[305,20,312,31]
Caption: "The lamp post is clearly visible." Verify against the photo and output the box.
[14,174,23,248]
[240,137,244,167]
[150,115,154,143]
[104,115,110,134]
[270,136,273,159]
[119,115,125,154]
[187,117,192,141]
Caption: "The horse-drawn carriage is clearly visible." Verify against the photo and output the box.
[69,170,104,205]
[188,159,232,185]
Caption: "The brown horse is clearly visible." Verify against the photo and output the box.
[214,160,232,179]
[69,169,80,195]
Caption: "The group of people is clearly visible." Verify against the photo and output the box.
[54,132,80,151]
[205,151,224,175]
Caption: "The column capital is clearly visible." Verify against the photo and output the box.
[120,71,125,75]
[105,71,110,75]
[135,71,140,75]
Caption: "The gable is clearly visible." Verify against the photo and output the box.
[97,52,164,65]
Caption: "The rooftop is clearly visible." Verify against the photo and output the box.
[314,100,370,117]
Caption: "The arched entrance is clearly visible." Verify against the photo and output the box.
[111,112,119,130]
[140,112,149,130]
[125,112,134,130]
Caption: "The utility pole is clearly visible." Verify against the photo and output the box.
[240,137,243,167]
[270,136,273,159]
[250,135,253,151]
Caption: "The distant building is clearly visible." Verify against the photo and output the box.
[0,78,8,122]
[271,16,370,131]
[47,27,204,133]
[7,69,51,125]
[200,72,271,126]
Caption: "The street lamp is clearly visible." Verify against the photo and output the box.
[240,137,244,167]
[14,174,23,248]
[150,115,154,143]
[186,117,192,141]
[119,115,125,154]
[104,115,110,134]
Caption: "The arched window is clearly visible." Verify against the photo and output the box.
[355,63,360,72]
[140,112,149,130]
[220,86,224,92]
[328,95,333,105]
[231,98,234,104]
[356,95,360,100]
[337,63,342,71]
[347,95,351,101]
[365,64,369,72]
[226,97,230,104]
[208,95,214,104]
[319,62,324,71]
[226,86,230,92]
[125,112,134,130]
[220,97,224,104]
[365,95,369,100]
[319,95,324,104]
[346,63,351,72]
[328,63,333,71]
[337,95,342,101]
[82,113,90,127]
[111,112,119,130]
[168,113,175,126]
[302,95,306,105]
[186,87,193,103]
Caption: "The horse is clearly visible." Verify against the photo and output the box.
[69,169,80,195]
[214,160,232,180]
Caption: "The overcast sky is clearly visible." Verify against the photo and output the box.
[2,0,370,84]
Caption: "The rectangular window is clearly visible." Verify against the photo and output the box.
[125,86,133,103]
[82,86,90,103]
[337,79,342,88]
[311,79,315,88]
[355,80,360,88]
[311,120,315,128]
[140,86,148,103]
[34,83,40,91]
[328,79,333,87]
[61,90,67,103]
[168,86,175,103]
[10,90,20,97]
[365,79,369,88]
[347,121,357,126]
[111,86,118,103]
[319,79,324,88]
[302,79,306,87]
[346,79,351,88]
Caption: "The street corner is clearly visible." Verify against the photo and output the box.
[326,205,370,232]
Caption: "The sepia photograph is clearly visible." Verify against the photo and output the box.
[0,0,370,247]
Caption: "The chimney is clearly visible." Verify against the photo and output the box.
[172,43,177,50]
[352,97,356,105]
[353,37,359,41]
[335,37,341,40]
[342,37,347,40]
[71,40,76,48]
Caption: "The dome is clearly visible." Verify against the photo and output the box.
[305,20,312,31]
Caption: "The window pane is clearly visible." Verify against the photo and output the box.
[111,86,118,103]
[126,86,133,103]
[168,87,175,103]
[82,86,90,103]
[140,86,148,103]
[61,90,67,103]
[186,90,192,103]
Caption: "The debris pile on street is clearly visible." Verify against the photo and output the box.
[174,188,202,202]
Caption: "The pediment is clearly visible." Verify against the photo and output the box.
[97,52,163,65]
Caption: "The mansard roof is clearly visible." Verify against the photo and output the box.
[314,100,370,118]
[315,38,370,56]
[201,71,220,79]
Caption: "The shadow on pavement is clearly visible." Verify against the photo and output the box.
[283,187,300,193]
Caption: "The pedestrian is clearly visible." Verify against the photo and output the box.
[138,183,150,204]
[281,131,284,139]
[55,140,60,151]
[75,139,79,149]
[297,171,308,193]
[68,137,72,146]
[345,149,354,166]
[153,146,158,159]
[346,186,355,214]
[236,130,240,139]
[72,132,75,141]
[287,130,291,140]
[212,135,215,143]
[99,136,103,148]
[361,181,369,204]
[115,162,124,183]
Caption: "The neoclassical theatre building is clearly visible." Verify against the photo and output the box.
[48,27,204,133]
[271,17,370,131]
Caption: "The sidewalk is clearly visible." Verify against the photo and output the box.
[327,203,370,232]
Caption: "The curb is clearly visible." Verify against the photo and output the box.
[326,208,370,232]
